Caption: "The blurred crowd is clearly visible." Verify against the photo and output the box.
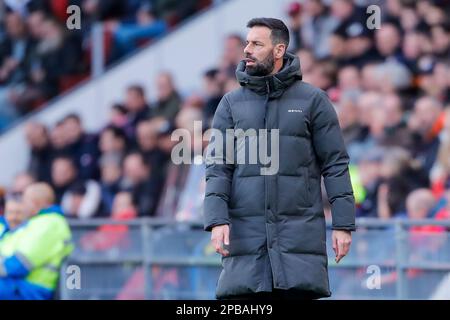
[0,0,449,227]
[285,0,450,225]
[0,0,212,132]
[0,25,245,221]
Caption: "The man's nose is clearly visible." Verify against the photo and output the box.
[244,44,252,55]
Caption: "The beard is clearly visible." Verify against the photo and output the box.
[245,52,275,76]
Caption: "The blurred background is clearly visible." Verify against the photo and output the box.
[0,0,449,299]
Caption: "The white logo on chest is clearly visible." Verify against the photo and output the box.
[288,109,303,113]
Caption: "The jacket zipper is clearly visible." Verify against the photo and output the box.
[264,79,282,289]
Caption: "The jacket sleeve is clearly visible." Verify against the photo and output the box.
[203,95,235,231]
[12,217,70,272]
[0,217,68,278]
[311,90,356,231]
[0,255,30,278]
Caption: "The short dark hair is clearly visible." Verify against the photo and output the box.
[103,125,127,143]
[204,68,219,79]
[127,84,145,97]
[247,17,290,47]
[227,33,245,46]
[125,151,150,168]
[53,154,77,169]
[64,113,81,124]
[112,103,127,115]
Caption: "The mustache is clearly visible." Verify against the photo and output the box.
[245,55,257,62]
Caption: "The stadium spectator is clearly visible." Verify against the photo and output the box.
[149,72,181,121]
[174,105,204,156]
[51,155,78,203]
[406,188,447,235]
[136,117,170,176]
[25,122,53,183]
[0,11,34,130]
[62,114,100,180]
[355,148,383,218]
[407,188,436,221]
[0,11,30,80]
[49,119,68,153]
[218,34,245,77]
[408,96,444,174]
[121,152,162,216]
[10,172,35,196]
[0,183,73,300]
[98,153,123,215]
[375,23,405,64]
[108,103,129,128]
[9,17,83,114]
[377,148,429,219]
[336,93,366,147]
[201,68,223,128]
[297,0,338,58]
[0,195,26,237]
[345,91,383,162]
[123,84,151,138]
[61,179,103,219]
[99,125,128,161]
[378,93,412,149]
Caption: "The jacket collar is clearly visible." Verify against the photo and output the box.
[235,52,302,99]
[38,205,64,216]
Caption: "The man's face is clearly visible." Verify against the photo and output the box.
[5,200,26,229]
[123,155,148,185]
[12,174,34,194]
[112,192,134,215]
[414,98,441,130]
[6,12,25,38]
[64,118,83,144]
[101,163,122,184]
[376,25,400,56]
[99,130,124,153]
[137,122,158,151]
[223,37,245,65]
[52,159,76,187]
[25,123,48,149]
[156,74,173,101]
[125,90,145,112]
[244,26,276,76]
[51,124,67,149]
[383,95,403,127]
[22,189,38,219]
[27,11,46,39]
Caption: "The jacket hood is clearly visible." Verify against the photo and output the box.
[236,52,302,99]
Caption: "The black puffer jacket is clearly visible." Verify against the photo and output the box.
[204,52,355,299]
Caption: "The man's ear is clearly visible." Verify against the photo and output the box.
[274,44,286,59]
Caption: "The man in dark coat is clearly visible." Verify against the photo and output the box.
[204,18,355,300]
